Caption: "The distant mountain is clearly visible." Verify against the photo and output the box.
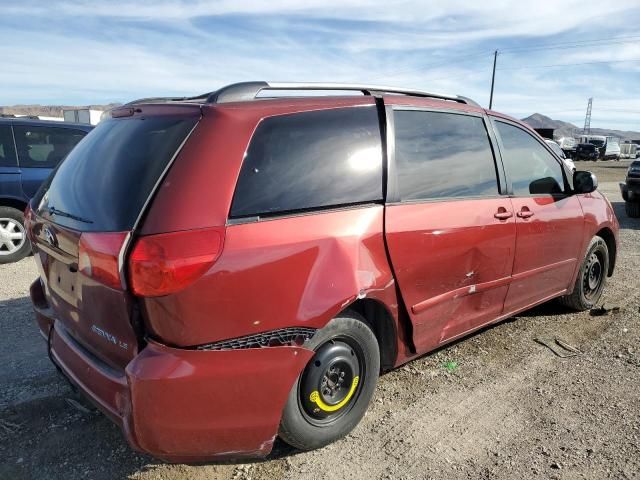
[521,113,640,141]
[0,103,121,118]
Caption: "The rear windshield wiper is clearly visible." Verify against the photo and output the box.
[47,206,94,224]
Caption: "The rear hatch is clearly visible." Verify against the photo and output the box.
[29,105,200,369]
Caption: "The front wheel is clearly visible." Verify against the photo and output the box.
[559,236,609,311]
[279,312,379,451]
[0,206,31,264]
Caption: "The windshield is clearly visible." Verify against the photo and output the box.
[588,139,605,147]
[34,115,198,231]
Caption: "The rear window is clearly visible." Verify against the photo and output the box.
[230,106,383,219]
[35,115,198,231]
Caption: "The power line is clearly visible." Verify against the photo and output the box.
[499,34,640,53]
[497,58,640,70]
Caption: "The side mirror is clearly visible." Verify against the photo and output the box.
[574,170,598,194]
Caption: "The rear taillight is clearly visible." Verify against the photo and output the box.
[78,232,128,290]
[128,227,224,297]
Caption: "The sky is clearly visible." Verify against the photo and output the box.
[1,1,640,130]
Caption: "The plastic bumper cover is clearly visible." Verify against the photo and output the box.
[32,281,314,462]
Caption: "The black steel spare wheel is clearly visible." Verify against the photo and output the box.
[299,339,362,424]
[279,312,380,451]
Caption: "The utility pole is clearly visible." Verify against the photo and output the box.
[583,97,593,134]
[489,50,498,109]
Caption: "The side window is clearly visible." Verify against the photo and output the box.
[394,110,499,201]
[495,121,565,196]
[14,126,87,168]
[230,106,383,218]
[0,126,17,167]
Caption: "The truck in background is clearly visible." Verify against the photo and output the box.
[577,135,621,160]
[62,108,103,125]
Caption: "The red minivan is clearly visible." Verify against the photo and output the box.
[27,82,619,462]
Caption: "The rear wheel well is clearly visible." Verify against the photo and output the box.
[596,227,616,276]
[342,299,397,372]
[0,197,28,213]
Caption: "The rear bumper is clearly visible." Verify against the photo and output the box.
[31,281,314,462]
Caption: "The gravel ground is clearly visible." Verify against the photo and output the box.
[0,160,638,480]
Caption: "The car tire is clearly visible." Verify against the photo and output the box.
[279,311,380,451]
[559,236,609,311]
[0,206,31,264]
[626,201,640,218]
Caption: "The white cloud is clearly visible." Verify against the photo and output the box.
[1,1,639,129]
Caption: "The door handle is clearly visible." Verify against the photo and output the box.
[494,207,513,220]
[517,207,534,219]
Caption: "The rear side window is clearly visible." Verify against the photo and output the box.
[495,121,565,196]
[0,126,17,167]
[230,106,383,218]
[14,126,87,168]
[394,110,499,201]
[36,115,198,232]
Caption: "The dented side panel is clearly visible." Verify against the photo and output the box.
[384,198,516,353]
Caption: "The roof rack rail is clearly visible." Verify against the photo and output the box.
[205,81,481,107]
[125,92,210,106]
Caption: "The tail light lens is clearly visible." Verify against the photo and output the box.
[128,227,224,297]
[78,232,128,290]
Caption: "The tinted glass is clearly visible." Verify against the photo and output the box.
[14,126,86,168]
[36,115,197,231]
[394,111,498,201]
[0,126,17,167]
[495,121,565,196]
[231,106,382,218]
[547,141,564,158]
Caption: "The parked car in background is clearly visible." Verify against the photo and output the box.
[575,143,600,161]
[27,82,619,462]
[621,160,640,217]
[620,143,638,159]
[545,139,576,172]
[0,118,92,262]
[577,135,620,160]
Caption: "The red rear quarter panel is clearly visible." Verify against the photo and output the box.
[140,206,399,348]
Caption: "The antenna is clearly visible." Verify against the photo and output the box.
[583,97,593,134]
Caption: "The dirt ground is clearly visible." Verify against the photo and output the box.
[1,160,638,480]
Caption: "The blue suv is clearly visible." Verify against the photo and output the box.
[0,117,92,263]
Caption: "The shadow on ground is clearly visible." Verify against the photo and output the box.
[611,201,640,231]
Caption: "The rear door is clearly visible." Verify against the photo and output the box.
[0,125,21,199]
[13,125,87,198]
[491,119,584,313]
[384,108,516,353]
[30,109,199,369]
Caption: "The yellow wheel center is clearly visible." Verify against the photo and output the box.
[309,376,360,412]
